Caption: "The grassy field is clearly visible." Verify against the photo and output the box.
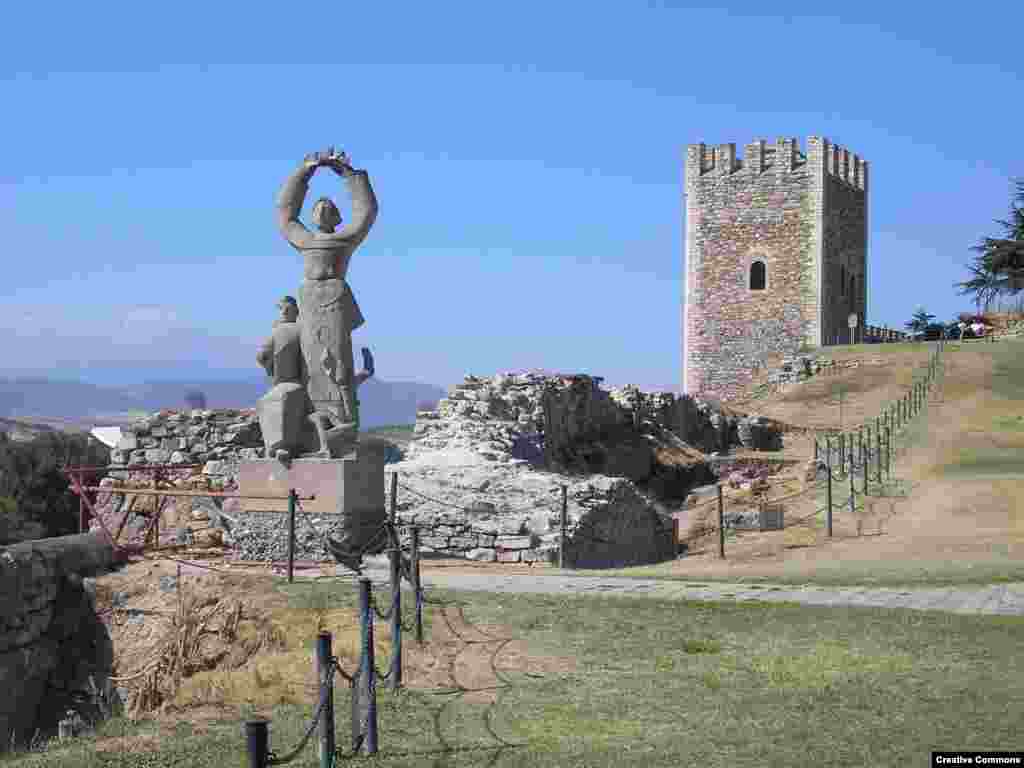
[6,580,1021,768]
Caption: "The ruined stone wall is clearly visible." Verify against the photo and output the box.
[683,136,869,400]
[0,533,120,751]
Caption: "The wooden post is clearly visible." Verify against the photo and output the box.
[245,719,270,768]
[849,451,856,516]
[826,436,833,538]
[287,489,296,584]
[876,424,882,485]
[388,472,398,528]
[386,471,400,554]
[388,547,402,690]
[861,431,868,496]
[885,426,892,477]
[559,485,568,569]
[410,527,423,645]
[362,580,378,756]
[317,631,335,768]
[717,484,725,559]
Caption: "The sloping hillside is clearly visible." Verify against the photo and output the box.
[740,343,935,432]
[620,338,1024,585]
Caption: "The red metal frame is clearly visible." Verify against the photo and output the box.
[63,462,201,553]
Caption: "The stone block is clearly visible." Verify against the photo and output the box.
[116,435,138,451]
[238,451,387,553]
[496,536,532,550]
[497,550,521,563]
[145,449,170,464]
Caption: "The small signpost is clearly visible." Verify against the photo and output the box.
[848,312,858,345]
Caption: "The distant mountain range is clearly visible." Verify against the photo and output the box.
[0,376,446,430]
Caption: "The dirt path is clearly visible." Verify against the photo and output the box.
[398,568,1024,616]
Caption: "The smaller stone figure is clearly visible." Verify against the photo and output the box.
[256,296,314,462]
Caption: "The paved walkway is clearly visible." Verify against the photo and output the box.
[393,571,1024,616]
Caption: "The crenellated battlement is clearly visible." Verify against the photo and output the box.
[686,136,867,192]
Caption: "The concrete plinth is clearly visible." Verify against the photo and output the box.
[238,439,389,554]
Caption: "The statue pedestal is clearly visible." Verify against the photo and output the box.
[238,440,389,555]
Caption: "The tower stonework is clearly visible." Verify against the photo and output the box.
[683,136,868,399]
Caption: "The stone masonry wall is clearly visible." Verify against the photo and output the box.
[683,137,868,401]
[0,533,121,751]
[821,172,868,344]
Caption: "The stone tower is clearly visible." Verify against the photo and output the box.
[683,136,868,399]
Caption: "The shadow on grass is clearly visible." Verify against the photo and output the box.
[376,595,528,767]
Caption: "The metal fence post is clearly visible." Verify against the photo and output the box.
[364,581,378,756]
[717,484,725,559]
[559,485,568,569]
[317,632,335,768]
[245,719,269,768]
[358,579,378,755]
[389,547,402,690]
[826,436,833,538]
[885,426,892,477]
[849,452,856,517]
[388,472,398,529]
[352,587,363,751]
[287,489,297,584]
[861,431,868,496]
[410,527,423,644]
[876,424,882,487]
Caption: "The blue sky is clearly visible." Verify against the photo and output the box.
[3,1,1021,392]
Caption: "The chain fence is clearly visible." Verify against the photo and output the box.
[678,338,945,557]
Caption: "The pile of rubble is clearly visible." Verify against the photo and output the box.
[391,371,727,567]
[108,409,263,467]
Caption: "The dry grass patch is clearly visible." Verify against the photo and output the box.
[752,639,914,691]
[92,560,578,726]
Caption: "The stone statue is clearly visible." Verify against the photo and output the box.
[276,148,378,457]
